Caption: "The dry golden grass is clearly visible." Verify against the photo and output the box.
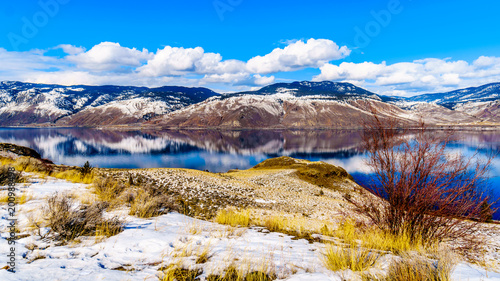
[95,220,124,242]
[321,245,381,272]
[187,219,204,235]
[206,266,276,281]
[262,215,287,233]
[0,157,15,166]
[160,264,203,281]
[360,228,425,254]
[52,170,94,184]
[129,190,176,218]
[206,252,277,281]
[195,243,213,264]
[331,219,426,254]
[0,193,31,204]
[250,211,337,241]
[381,255,453,281]
[92,176,125,204]
[215,207,251,227]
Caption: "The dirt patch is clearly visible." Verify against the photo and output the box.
[252,156,306,169]
[252,156,353,191]
[295,163,353,191]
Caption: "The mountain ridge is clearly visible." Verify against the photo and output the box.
[0,81,218,126]
[0,81,499,127]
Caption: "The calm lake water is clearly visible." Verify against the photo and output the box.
[1,127,499,219]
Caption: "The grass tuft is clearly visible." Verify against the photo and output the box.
[129,190,177,218]
[383,256,452,281]
[361,227,425,254]
[321,245,380,272]
[215,207,251,227]
[52,170,94,184]
[93,176,126,203]
[331,219,426,254]
[0,193,32,204]
[207,266,276,281]
[160,265,203,281]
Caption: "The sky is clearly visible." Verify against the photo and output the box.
[1,0,500,96]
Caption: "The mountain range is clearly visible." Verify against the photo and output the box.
[1,80,499,128]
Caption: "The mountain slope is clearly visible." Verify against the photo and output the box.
[407,83,500,107]
[1,80,499,128]
[150,81,490,128]
[150,82,416,129]
[233,81,381,100]
[396,83,500,123]
[0,81,218,126]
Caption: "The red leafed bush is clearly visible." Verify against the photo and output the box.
[353,113,496,246]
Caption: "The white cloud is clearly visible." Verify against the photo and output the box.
[314,57,500,96]
[56,44,86,55]
[1,40,500,95]
[200,73,275,86]
[66,42,152,72]
[316,62,386,81]
[138,46,246,77]
[246,39,350,74]
[253,74,275,86]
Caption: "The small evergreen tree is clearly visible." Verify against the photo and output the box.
[80,161,93,179]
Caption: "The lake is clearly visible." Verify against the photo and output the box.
[1,127,499,219]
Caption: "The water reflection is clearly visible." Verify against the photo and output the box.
[0,128,367,171]
[1,128,500,173]
[1,127,499,218]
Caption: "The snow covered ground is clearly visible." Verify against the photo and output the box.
[1,175,500,280]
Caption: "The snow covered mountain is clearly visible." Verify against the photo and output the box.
[1,80,499,127]
[0,81,218,126]
[391,83,500,123]
[407,83,500,107]
[151,81,418,129]
[233,81,381,100]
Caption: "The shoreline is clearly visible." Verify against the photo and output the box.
[4,124,500,131]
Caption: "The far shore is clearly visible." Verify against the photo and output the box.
[4,124,500,131]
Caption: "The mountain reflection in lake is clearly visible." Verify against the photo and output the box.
[1,127,499,219]
[0,128,367,171]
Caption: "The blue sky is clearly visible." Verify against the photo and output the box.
[1,0,500,95]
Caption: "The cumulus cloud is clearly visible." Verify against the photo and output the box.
[314,57,500,96]
[137,46,245,77]
[66,42,152,72]
[0,38,349,89]
[0,48,65,81]
[200,73,275,86]
[56,44,86,55]
[247,39,350,74]
[1,39,500,94]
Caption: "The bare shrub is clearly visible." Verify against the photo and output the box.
[93,176,127,203]
[129,190,178,218]
[352,113,496,247]
[0,166,22,185]
[43,193,122,241]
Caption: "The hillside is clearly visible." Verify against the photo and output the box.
[1,144,499,280]
[0,82,218,126]
[2,81,500,127]
[151,81,482,128]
